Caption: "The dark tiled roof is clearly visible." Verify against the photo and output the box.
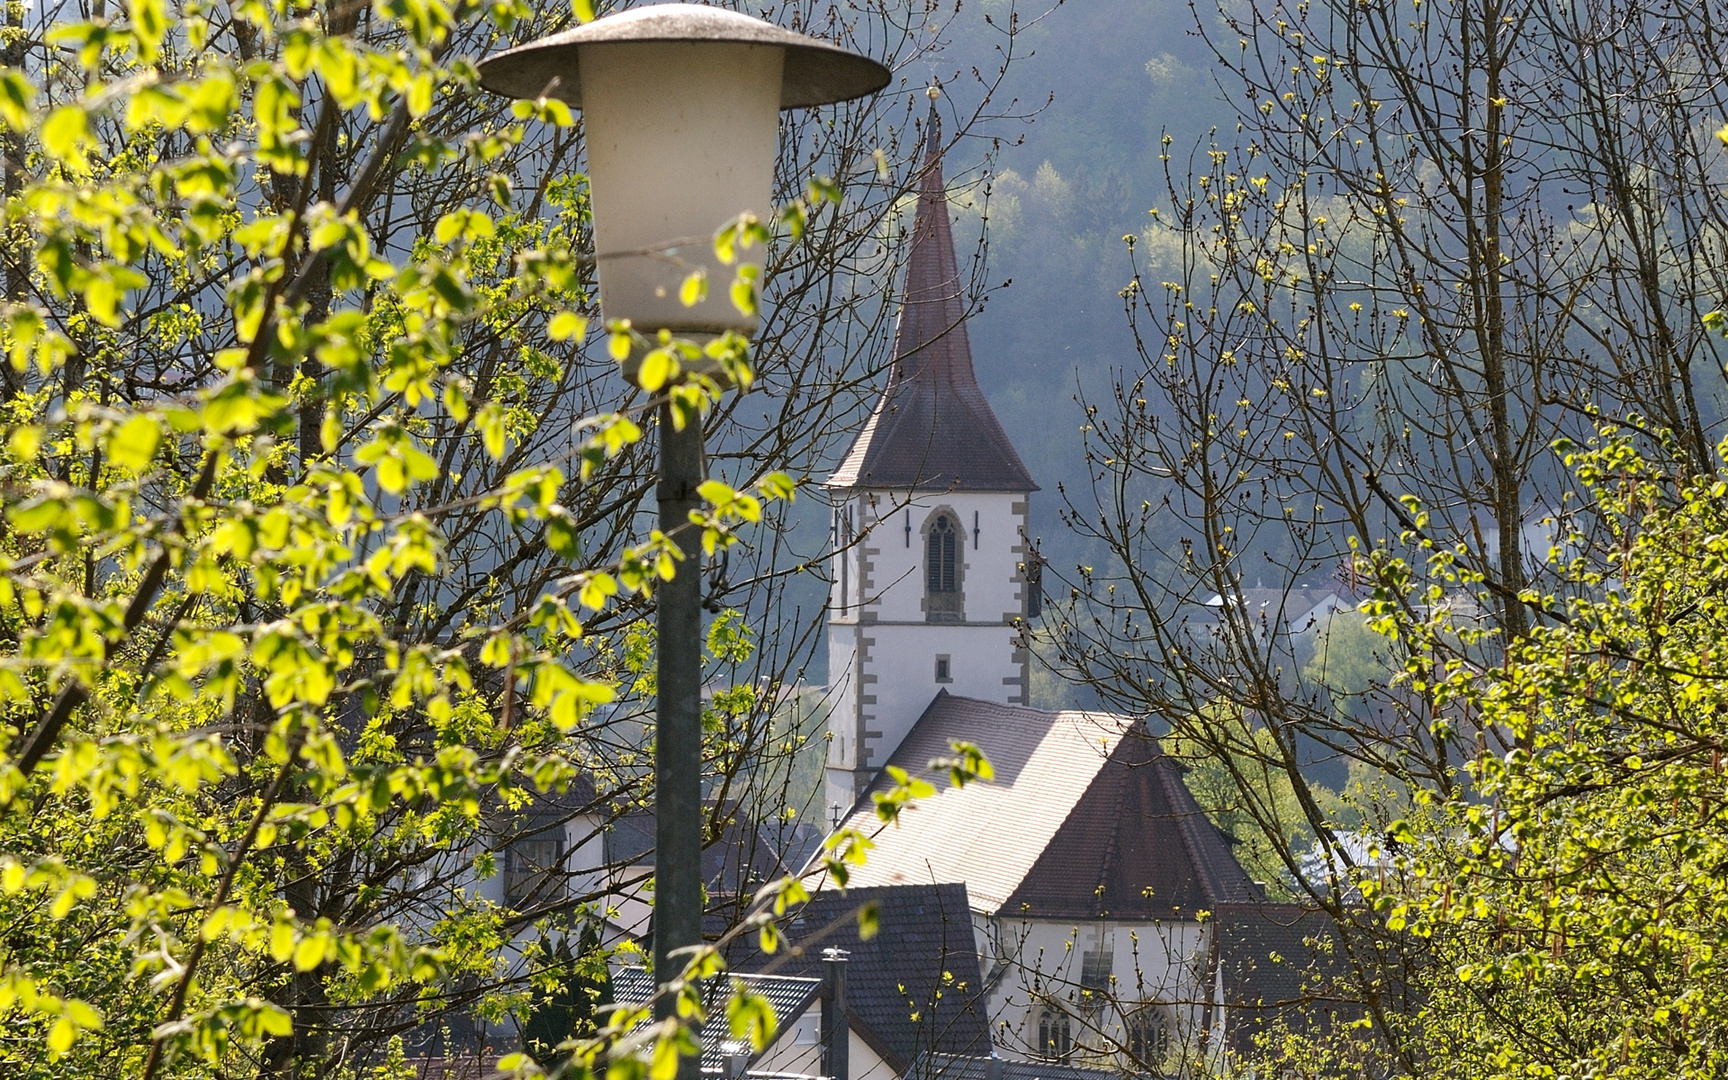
[1003,725,1264,920]
[611,968,823,1069]
[904,1052,1124,1080]
[728,882,992,1070]
[1211,902,1357,1056]
[827,106,1036,494]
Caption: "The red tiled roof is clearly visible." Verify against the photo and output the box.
[1003,726,1264,919]
[828,695,1258,921]
[827,106,1036,493]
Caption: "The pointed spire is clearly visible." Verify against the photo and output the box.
[827,99,1037,493]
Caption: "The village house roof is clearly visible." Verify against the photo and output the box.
[1210,902,1360,1056]
[903,1051,1122,1080]
[612,968,826,1071]
[826,106,1036,494]
[826,693,1260,919]
[728,882,993,1071]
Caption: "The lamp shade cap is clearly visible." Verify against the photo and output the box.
[477,4,891,108]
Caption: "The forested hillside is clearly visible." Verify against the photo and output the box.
[954,0,1236,562]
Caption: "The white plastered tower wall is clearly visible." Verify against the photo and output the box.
[825,488,1031,810]
[820,102,1039,813]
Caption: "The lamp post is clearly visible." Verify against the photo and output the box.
[477,6,887,1072]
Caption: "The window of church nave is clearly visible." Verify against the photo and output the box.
[923,510,963,622]
[1124,1004,1172,1066]
[1035,1005,1073,1061]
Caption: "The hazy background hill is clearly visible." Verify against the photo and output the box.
[957,0,1232,543]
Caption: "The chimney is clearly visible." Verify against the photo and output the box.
[986,1054,1005,1080]
[821,948,850,1080]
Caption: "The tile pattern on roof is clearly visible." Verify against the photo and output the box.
[1211,902,1359,1055]
[826,106,1036,493]
[904,1051,1124,1080]
[829,692,1131,912]
[1003,726,1263,919]
[728,882,991,1070]
[611,968,824,1068]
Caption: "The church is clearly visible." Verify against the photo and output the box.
[788,109,1346,1076]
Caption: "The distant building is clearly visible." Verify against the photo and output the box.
[812,103,1348,1075]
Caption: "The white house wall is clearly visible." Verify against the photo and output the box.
[749,1020,894,1080]
[979,914,1213,1067]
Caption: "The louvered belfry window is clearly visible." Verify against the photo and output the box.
[926,508,967,618]
[927,514,957,592]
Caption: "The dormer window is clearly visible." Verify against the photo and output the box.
[924,510,963,622]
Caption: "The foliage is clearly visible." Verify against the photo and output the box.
[0,0,959,1071]
[1363,430,1728,1079]
[1049,0,1728,1069]
[1302,610,1391,724]
[1164,710,1328,900]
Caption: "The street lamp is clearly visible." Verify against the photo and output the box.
[477,5,887,1071]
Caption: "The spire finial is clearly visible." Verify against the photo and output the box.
[924,85,941,159]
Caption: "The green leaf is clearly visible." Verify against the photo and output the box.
[129,0,167,62]
[572,0,595,21]
[8,498,66,533]
[7,425,42,463]
[679,269,707,308]
[46,1017,74,1058]
[727,987,778,1050]
[548,311,586,341]
[106,414,161,472]
[41,106,92,172]
[856,900,880,941]
[0,72,35,131]
[638,349,676,392]
[729,264,761,318]
[292,930,326,971]
[256,1004,293,1037]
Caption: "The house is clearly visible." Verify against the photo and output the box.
[728,882,992,1080]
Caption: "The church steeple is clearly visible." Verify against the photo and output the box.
[822,100,1039,813]
[827,102,1036,493]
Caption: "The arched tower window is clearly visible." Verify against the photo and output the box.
[924,510,962,622]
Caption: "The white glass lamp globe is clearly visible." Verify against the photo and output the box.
[479,5,890,354]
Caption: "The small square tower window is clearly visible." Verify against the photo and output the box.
[934,656,952,683]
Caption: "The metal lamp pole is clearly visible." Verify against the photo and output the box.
[653,405,703,1020]
[478,8,887,1075]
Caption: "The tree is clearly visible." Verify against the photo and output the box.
[1048,0,1728,1070]
[0,0,1027,1075]
[1368,428,1728,1079]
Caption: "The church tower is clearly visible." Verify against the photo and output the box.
[823,106,1039,812]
